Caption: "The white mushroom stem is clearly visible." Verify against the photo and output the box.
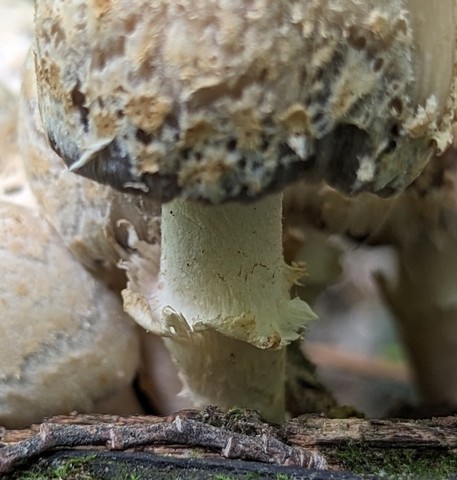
[158,193,312,347]
[125,193,316,422]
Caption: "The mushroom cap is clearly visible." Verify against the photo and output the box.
[0,201,139,428]
[35,0,456,203]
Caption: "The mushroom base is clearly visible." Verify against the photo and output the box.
[164,331,285,423]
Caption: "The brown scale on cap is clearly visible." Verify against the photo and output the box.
[34,0,457,204]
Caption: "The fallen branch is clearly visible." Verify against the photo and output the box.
[0,411,325,474]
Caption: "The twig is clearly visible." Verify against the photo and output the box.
[0,412,325,474]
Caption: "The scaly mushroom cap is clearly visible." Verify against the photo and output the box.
[34,0,457,203]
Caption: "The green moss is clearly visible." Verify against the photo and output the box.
[331,444,457,479]
[12,454,97,480]
[227,407,243,416]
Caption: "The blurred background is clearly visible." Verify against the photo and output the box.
[304,241,416,417]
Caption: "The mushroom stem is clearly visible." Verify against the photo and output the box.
[131,193,315,422]
[158,193,309,345]
[378,234,457,409]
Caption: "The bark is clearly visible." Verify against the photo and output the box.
[284,415,457,449]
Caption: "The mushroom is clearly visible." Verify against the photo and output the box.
[33,0,457,422]
[0,200,140,428]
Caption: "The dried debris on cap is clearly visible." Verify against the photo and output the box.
[35,0,457,204]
